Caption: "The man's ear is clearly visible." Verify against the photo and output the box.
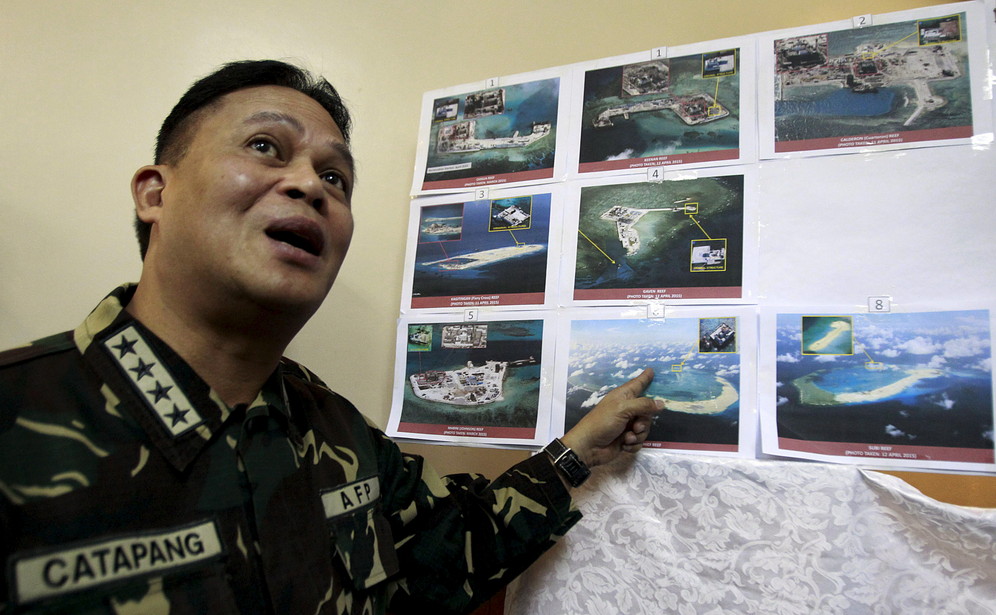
[131,165,168,224]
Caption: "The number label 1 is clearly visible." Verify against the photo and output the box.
[651,46,668,60]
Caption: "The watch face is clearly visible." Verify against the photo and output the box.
[545,440,590,486]
[558,450,590,487]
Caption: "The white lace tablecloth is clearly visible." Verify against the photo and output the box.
[506,453,996,614]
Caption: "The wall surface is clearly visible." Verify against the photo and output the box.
[2,0,989,499]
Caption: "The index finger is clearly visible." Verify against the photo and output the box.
[614,367,655,399]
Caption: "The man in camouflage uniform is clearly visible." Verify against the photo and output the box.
[0,60,663,614]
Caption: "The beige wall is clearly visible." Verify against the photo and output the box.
[1,0,957,480]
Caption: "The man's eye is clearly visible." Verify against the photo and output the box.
[249,138,278,156]
[321,171,348,191]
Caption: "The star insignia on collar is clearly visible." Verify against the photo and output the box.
[104,325,203,437]
[164,405,190,428]
[147,381,173,404]
[111,336,138,358]
[128,358,156,381]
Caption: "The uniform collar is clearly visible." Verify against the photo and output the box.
[74,284,295,471]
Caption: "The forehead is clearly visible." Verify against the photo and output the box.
[193,85,347,145]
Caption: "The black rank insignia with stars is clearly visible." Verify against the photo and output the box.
[104,325,202,437]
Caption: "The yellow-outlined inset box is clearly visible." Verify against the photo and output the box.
[801,315,855,356]
[917,14,962,46]
[488,195,533,232]
[690,238,727,272]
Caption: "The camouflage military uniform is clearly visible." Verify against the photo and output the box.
[0,285,580,614]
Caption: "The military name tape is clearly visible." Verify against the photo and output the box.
[13,519,222,605]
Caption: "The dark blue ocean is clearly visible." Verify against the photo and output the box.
[776,88,896,118]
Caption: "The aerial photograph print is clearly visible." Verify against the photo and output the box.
[770,10,978,154]
[770,309,995,470]
[578,48,743,172]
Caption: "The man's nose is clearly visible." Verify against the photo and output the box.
[281,160,324,211]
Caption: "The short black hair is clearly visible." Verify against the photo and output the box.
[135,59,352,259]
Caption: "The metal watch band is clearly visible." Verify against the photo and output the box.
[543,438,591,488]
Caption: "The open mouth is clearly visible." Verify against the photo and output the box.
[265,220,324,257]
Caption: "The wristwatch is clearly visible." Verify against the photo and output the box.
[543,438,591,488]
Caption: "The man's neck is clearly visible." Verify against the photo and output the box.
[126,282,303,408]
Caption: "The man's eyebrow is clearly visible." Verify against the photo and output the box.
[244,110,305,132]
[331,142,356,180]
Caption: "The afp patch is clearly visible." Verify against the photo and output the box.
[10,519,223,606]
[321,477,381,520]
[103,325,202,437]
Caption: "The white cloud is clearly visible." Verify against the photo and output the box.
[862,334,891,350]
[943,336,988,359]
[885,425,916,440]
[927,355,947,370]
[879,348,900,358]
[628,368,645,379]
[777,396,789,405]
[581,391,605,408]
[777,353,799,363]
[933,393,955,410]
[885,424,905,438]
[900,336,940,355]
[605,148,635,161]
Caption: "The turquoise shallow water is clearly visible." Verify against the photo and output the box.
[813,367,938,395]
[569,354,739,415]
[808,368,988,403]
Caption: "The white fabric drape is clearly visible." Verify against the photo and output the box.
[506,453,996,614]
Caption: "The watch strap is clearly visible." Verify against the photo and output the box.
[543,438,591,488]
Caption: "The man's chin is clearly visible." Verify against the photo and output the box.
[239,277,334,320]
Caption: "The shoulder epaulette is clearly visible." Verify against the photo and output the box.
[0,331,75,369]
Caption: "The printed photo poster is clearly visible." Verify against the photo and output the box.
[760,307,996,472]
[568,37,757,177]
[400,185,563,311]
[758,1,992,159]
[387,312,555,447]
[552,305,758,457]
[563,168,756,306]
[412,67,571,193]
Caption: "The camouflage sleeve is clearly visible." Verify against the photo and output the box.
[373,430,581,614]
